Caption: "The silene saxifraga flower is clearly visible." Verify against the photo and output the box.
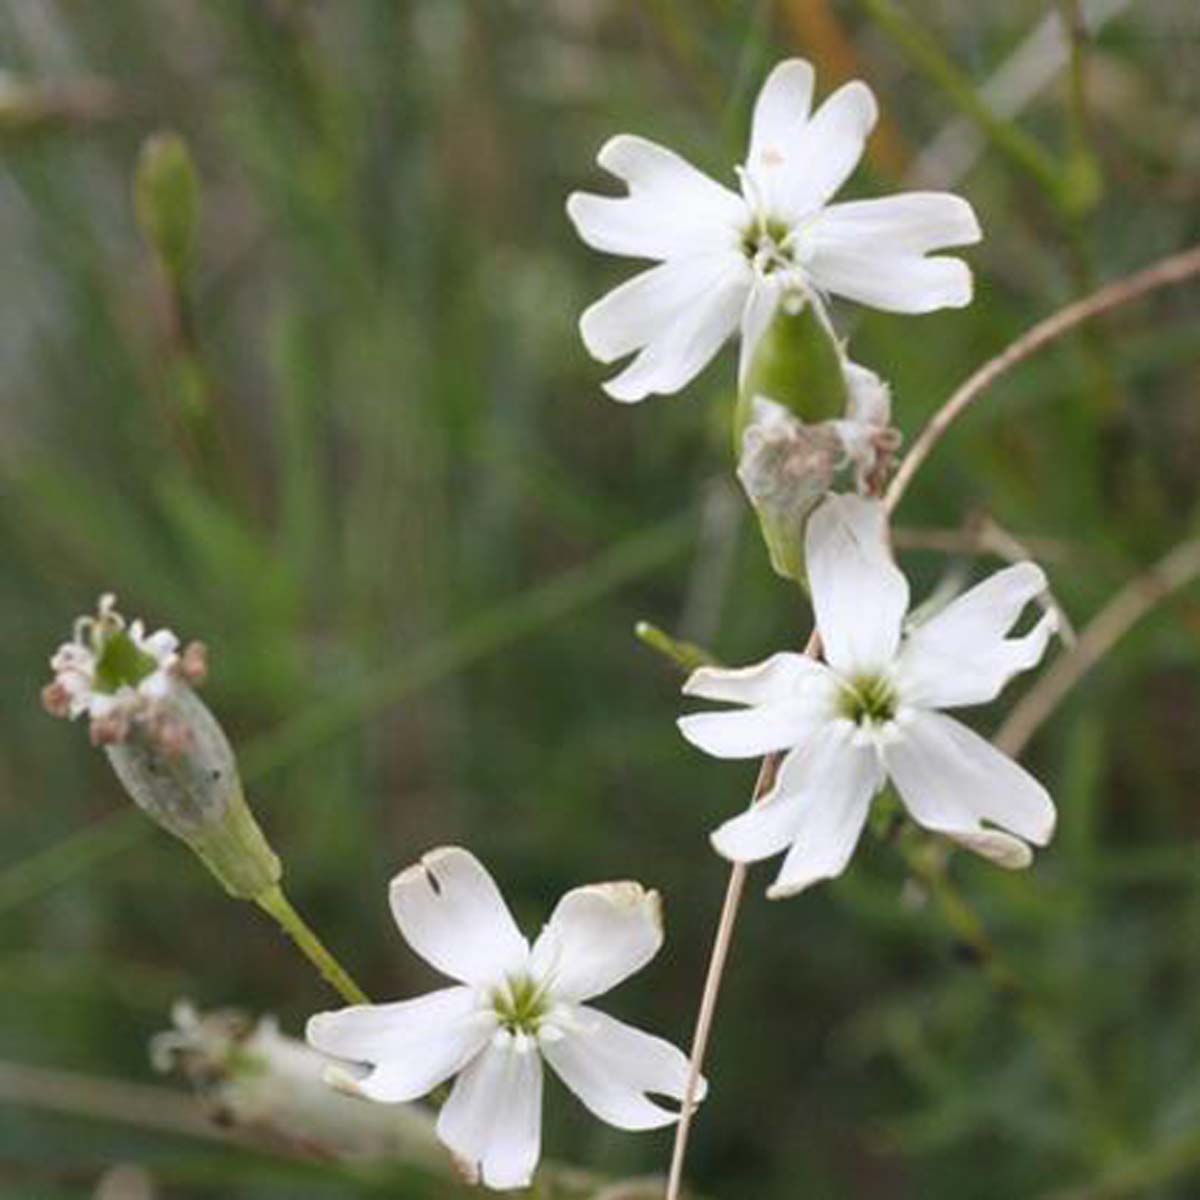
[307,847,701,1191]
[567,58,981,401]
[679,496,1059,897]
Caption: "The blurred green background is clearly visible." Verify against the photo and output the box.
[2,1,1199,1197]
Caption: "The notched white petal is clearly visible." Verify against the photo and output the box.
[806,494,909,676]
[947,829,1035,871]
[597,259,749,402]
[388,847,529,987]
[682,653,828,705]
[578,258,724,364]
[763,741,879,898]
[776,79,878,219]
[899,561,1058,709]
[806,250,974,313]
[542,1006,703,1132]
[437,1037,544,1190]
[530,881,664,1003]
[885,711,1057,852]
[677,703,807,760]
[815,192,982,254]
[749,58,816,167]
[567,134,746,263]
[305,987,493,1104]
[711,788,803,863]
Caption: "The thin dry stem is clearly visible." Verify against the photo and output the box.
[664,760,776,1200]
[885,244,1200,514]
[666,630,819,1200]
[996,538,1200,756]
[893,520,1075,563]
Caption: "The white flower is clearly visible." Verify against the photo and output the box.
[43,594,182,733]
[306,847,701,1191]
[678,495,1058,897]
[567,58,982,402]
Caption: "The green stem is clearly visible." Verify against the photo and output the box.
[255,885,369,1006]
[1059,0,1103,219]
[859,0,1064,202]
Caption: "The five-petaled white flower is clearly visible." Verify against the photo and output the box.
[567,58,982,402]
[306,847,701,1191]
[678,495,1058,897]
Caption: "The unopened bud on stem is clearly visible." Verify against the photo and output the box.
[134,131,199,287]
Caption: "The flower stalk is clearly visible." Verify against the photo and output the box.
[255,887,370,1007]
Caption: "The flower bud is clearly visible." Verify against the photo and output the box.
[44,595,280,901]
[134,132,199,286]
[634,621,716,673]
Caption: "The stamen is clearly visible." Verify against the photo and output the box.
[492,975,551,1036]
[741,216,796,276]
[838,674,898,726]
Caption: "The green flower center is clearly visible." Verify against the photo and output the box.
[492,975,550,1036]
[93,631,159,695]
[742,217,794,273]
[838,674,898,726]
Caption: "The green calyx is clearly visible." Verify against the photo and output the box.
[838,674,898,726]
[93,630,159,694]
[734,300,850,450]
[104,687,281,901]
[492,976,550,1035]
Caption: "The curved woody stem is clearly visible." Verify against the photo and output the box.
[996,537,1200,757]
[885,244,1200,515]
[665,626,818,1200]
